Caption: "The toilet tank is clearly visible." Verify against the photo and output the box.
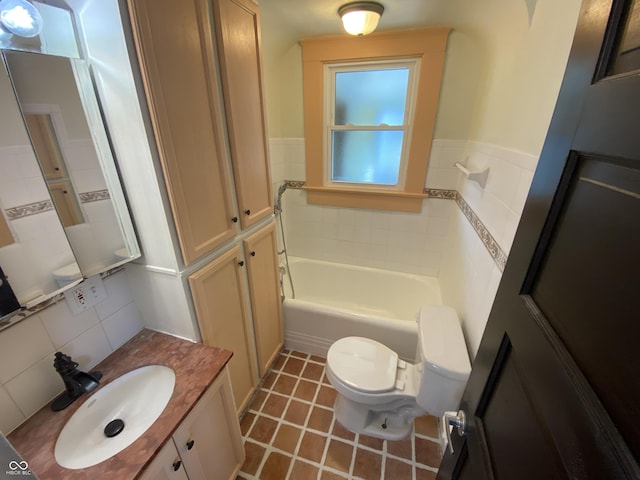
[415,305,471,416]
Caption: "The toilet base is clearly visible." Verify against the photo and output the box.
[333,394,425,441]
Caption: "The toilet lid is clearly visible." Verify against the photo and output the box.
[327,337,398,393]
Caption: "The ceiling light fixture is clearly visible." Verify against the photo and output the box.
[0,0,43,38]
[338,1,384,36]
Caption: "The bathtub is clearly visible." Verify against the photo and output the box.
[282,257,442,361]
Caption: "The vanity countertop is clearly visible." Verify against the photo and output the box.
[7,329,233,479]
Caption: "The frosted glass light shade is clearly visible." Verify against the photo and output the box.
[0,0,42,38]
[338,2,384,36]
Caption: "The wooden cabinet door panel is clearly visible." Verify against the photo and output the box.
[128,0,236,265]
[138,440,188,480]
[173,368,245,480]
[243,222,283,375]
[212,0,273,229]
[188,246,258,412]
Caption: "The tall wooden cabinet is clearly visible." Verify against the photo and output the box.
[127,0,282,417]
[188,247,258,413]
[244,223,283,375]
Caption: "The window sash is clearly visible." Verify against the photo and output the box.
[324,59,420,189]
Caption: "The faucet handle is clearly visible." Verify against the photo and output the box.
[53,352,79,373]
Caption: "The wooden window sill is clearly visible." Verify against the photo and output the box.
[304,185,427,212]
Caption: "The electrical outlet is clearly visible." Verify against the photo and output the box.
[64,275,107,315]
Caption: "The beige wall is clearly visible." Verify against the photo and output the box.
[260,0,581,156]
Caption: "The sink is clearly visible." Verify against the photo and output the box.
[54,365,175,469]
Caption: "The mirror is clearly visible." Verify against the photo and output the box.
[3,50,140,280]
[0,56,81,307]
[0,50,140,312]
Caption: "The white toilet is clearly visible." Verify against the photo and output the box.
[52,263,82,289]
[325,305,471,440]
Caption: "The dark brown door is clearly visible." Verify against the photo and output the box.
[438,0,640,478]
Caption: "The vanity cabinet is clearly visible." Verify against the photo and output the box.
[140,367,244,480]
[188,246,258,413]
[243,222,283,375]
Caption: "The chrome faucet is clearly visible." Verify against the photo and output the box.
[51,352,102,411]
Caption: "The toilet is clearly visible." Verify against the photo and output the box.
[325,305,471,440]
[52,263,82,289]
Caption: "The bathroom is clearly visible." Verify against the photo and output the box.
[0,0,589,478]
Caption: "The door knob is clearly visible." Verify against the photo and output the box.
[442,410,467,454]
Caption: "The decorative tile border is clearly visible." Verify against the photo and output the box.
[280,180,507,271]
[423,188,457,199]
[455,193,507,271]
[5,200,54,220]
[79,189,110,204]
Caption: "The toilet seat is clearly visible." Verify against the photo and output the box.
[327,337,398,393]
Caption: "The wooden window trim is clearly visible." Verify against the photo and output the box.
[300,28,450,212]
[0,211,14,248]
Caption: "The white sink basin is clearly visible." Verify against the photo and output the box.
[54,365,175,469]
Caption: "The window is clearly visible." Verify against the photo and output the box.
[327,60,418,188]
[301,28,450,212]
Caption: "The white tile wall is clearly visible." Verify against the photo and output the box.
[270,137,539,360]
[0,269,143,434]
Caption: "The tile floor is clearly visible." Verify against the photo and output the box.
[238,349,442,480]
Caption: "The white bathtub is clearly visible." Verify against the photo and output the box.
[282,257,442,361]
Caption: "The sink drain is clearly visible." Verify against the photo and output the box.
[104,419,125,438]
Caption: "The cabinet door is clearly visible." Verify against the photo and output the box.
[212,0,273,230]
[128,0,236,265]
[243,222,283,375]
[188,246,258,412]
[174,367,245,480]
[138,440,188,480]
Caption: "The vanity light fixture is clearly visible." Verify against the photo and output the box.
[338,1,384,36]
[0,0,43,38]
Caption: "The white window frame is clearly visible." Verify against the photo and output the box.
[323,58,421,191]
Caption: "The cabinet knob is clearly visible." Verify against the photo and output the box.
[231,216,238,223]
[238,260,244,267]
[250,251,256,256]
[244,209,251,216]
[186,439,195,450]
[172,460,182,471]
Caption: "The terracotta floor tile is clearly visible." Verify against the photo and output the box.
[415,415,439,438]
[332,419,355,441]
[301,362,324,381]
[322,373,331,384]
[241,440,265,475]
[320,471,347,480]
[316,385,337,408]
[310,355,326,363]
[272,373,297,396]
[248,415,278,444]
[324,439,353,473]
[272,424,302,454]
[293,379,318,402]
[352,447,382,480]
[240,412,255,436]
[415,437,442,468]
[272,354,286,371]
[385,458,413,479]
[289,459,319,479]
[260,451,292,480]
[308,406,333,433]
[262,371,278,389]
[284,399,310,426]
[249,389,268,412]
[416,467,438,480]
[262,392,289,417]
[359,434,384,450]
[387,437,413,461]
[298,431,327,463]
[290,350,308,359]
[283,357,305,376]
